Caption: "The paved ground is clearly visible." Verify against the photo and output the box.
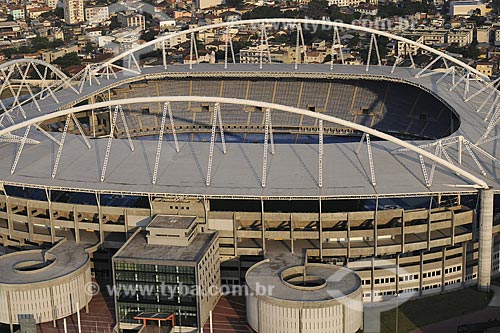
[410,287,500,333]
[489,285,500,307]
[202,295,253,333]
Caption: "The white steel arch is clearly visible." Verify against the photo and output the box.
[94,18,490,82]
[0,58,78,121]
[0,58,68,80]
[0,96,489,189]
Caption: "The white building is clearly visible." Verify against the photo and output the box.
[154,32,188,48]
[194,0,223,10]
[85,6,109,24]
[63,0,84,24]
[328,0,376,7]
[328,0,361,7]
[45,0,60,9]
[158,19,176,30]
[477,26,491,43]
[117,12,146,31]
[448,29,473,47]
[449,1,488,16]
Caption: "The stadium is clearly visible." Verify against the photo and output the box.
[0,18,499,333]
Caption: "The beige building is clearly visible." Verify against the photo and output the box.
[0,238,93,330]
[117,12,146,31]
[246,260,363,333]
[63,0,84,24]
[113,215,220,331]
[477,26,491,43]
[41,44,79,63]
[476,61,498,77]
[449,1,489,16]
[448,29,473,47]
[45,0,60,9]
[194,0,223,10]
[85,6,109,24]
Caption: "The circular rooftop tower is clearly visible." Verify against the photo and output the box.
[246,259,363,333]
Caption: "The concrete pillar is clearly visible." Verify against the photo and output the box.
[441,247,446,292]
[419,252,423,296]
[478,188,494,292]
[233,213,238,257]
[374,197,378,257]
[401,210,405,253]
[260,199,265,255]
[319,198,323,260]
[347,213,351,260]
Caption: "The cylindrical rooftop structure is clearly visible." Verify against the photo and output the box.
[246,260,363,333]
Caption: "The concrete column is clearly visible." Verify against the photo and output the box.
[401,210,405,253]
[427,197,432,251]
[73,205,80,243]
[374,197,378,257]
[233,213,238,257]
[96,193,104,244]
[347,213,351,260]
[27,200,33,240]
[6,196,12,239]
[441,247,446,292]
[319,198,323,260]
[462,241,467,286]
[419,252,423,296]
[396,254,400,295]
[370,257,374,303]
[478,188,494,292]
[451,210,456,246]
[260,199,265,255]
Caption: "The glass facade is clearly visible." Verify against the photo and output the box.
[115,262,198,327]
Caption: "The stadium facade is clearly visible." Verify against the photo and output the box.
[0,18,499,332]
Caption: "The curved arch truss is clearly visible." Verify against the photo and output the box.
[0,19,498,144]
[0,96,489,191]
[0,19,499,194]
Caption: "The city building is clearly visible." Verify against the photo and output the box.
[448,29,473,47]
[0,21,21,39]
[45,0,60,9]
[41,44,79,62]
[449,1,488,16]
[477,26,491,43]
[63,0,84,24]
[193,0,223,10]
[117,12,146,31]
[85,5,109,24]
[476,61,498,77]
[113,215,220,331]
[9,7,25,20]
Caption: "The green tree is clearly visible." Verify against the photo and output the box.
[242,6,283,19]
[32,37,50,50]
[306,0,329,18]
[55,7,64,19]
[141,29,159,42]
[225,0,244,9]
[53,52,81,69]
[84,42,96,53]
[109,16,122,30]
[1,48,17,58]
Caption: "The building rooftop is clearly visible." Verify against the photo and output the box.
[113,229,217,265]
[149,215,197,230]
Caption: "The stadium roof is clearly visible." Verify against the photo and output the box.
[0,64,497,198]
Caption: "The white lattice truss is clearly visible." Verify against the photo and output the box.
[0,19,498,138]
[0,96,490,190]
[1,19,500,191]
